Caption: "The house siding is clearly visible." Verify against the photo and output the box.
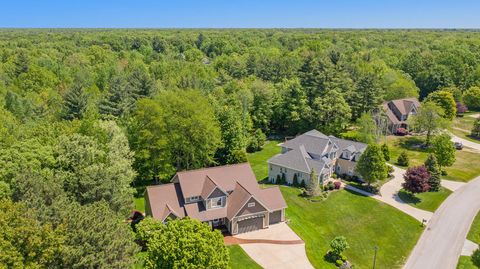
[237,197,267,216]
[268,163,310,185]
[336,158,361,178]
[208,188,226,199]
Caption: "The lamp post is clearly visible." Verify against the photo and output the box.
[372,246,379,269]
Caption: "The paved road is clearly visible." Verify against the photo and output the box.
[451,134,480,151]
[404,175,480,269]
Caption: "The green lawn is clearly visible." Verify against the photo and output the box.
[282,187,424,268]
[457,255,477,269]
[228,245,262,269]
[247,140,281,181]
[450,113,480,143]
[134,197,145,212]
[387,136,480,182]
[456,212,480,268]
[397,187,452,212]
[467,212,480,244]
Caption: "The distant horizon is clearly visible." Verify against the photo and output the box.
[1,1,479,28]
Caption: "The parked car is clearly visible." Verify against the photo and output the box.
[454,142,463,150]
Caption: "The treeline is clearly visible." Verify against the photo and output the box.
[1,29,480,268]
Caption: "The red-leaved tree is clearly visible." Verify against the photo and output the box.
[402,165,431,193]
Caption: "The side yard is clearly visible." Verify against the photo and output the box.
[450,113,480,143]
[247,140,281,181]
[397,187,452,212]
[457,212,480,268]
[387,136,480,182]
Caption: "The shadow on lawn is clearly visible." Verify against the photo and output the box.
[396,136,429,153]
[397,189,421,205]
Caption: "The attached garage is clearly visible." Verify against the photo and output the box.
[237,215,264,234]
[269,210,282,225]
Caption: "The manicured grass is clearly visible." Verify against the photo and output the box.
[457,255,477,269]
[450,113,480,143]
[282,186,424,268]
[467,212,480,244]
[134,197,145,212]
[397,187,452,212]
[247,140,281,181]
[228,245,262,269]
[387,136,480,182]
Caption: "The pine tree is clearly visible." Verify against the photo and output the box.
[424,154,441,192]
[397,151,409,167]
[281,173,287,185]
[99,76,133,117]
[64,83,88,120]
[306,169,320,197]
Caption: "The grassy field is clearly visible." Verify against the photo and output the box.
[247,140,281,181]
[387,136,480,182]
[397,188,452,212]
[228,245,262,269]
[450,113,480,143]
[282,187,424,268]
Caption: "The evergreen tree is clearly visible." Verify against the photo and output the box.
[381,143,390,161]
[306,169,320,197]
[99,76,132,117]
[424,154,441,192]
[292,174,299,187]
[63,83,88,120]
[472,118,480,138]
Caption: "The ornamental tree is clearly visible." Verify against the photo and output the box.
[402,165,431,194]
[356,144,388,186]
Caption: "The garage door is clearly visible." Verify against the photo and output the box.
[269,210,282,225]
[237,216,264,234]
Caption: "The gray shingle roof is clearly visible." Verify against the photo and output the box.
[268,130,367,173]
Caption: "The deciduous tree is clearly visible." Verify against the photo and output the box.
[356,144,388,185]
[402,165,431,193]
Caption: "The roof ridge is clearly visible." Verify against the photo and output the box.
[299,145,311,171]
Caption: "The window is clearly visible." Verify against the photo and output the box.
[211,197,224,208]
[248,202,255,208]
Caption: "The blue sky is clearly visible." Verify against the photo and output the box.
[0,0,479,28]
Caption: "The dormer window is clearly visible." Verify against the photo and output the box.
[210,197,225,208]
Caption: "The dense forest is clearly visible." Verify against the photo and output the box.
[1,29,480,268]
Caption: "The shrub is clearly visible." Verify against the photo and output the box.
[336,260,344,266]
[472,248,480,267]
[275,174,280,184]
[334,181,341,190]
[387,165,394,177]
[292,174,299,187]
[456,102,468,115]
[472,118,480,138]
[327,181,335,191]
[300,179,306,188]
[396,128,408,136]
[281,173,287,185]
[397,151,409,166]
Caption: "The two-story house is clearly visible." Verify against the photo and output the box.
[267,130,367,185]
[382,97,421,134]
[144,163,287,235]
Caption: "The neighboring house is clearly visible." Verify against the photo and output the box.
[267,130,367,185]
[382,97,420,134]
[145,163,287,235]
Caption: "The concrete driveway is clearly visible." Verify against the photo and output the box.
[234,223,314,269]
